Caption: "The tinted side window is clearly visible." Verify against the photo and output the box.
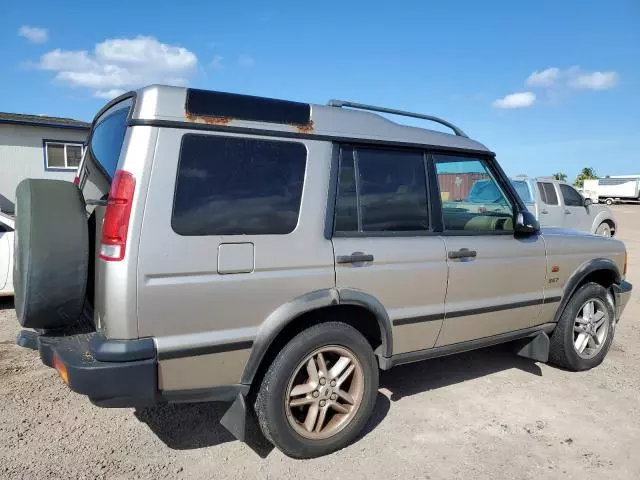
[172,135,306,235]
[357,149,429,231]
[334,147,429,233]
[538,182,559,205]
[560,184,583,207]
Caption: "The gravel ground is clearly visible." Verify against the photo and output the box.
[1,205,639,480]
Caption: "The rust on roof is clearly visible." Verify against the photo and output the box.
[185,111,232,125]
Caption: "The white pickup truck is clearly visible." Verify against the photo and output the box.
[505,177,618,237]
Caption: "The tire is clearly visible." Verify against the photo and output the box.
[14,179,89,329]
[605,198,614,205]
[254,322,379,458]
[595,222,612,237]
[549,283,615,371]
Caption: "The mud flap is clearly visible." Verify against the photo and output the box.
[220,393,248,442]
[517,331,550,363]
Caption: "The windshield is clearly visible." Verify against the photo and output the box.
[88,99,131,180]
[510,180,534,203]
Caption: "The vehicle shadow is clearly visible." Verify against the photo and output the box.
[378,342,542,402]
[135,342,541,456]
[0,297,14,311]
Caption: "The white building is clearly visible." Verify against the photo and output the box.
[0,112,90,213]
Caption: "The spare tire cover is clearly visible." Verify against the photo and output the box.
[14,179,89,329]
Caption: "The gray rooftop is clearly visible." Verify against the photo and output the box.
[0,112,90,130]
[129,85,490,153]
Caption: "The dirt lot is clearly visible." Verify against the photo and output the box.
[1,205,639,480]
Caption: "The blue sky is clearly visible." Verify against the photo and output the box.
[1,0,638,180]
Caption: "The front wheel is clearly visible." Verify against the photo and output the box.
[549,283,615,371]
[254,322,379,458]
[605,198,614,205]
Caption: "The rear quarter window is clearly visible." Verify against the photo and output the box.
[172,134,307,236]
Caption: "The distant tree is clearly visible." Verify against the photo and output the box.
[552,172,567,181]
[574,167,597,188]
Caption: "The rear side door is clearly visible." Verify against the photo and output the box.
[432,155,547,346]
[536,181,564,228]
[332,146,448,355]
[559,183,591,232]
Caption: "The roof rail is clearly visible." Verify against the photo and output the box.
[327,99,468,138]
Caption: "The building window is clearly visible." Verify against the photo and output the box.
[44,141,85,170]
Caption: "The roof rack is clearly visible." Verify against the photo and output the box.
[327,100,468,138]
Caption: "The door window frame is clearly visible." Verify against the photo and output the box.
[559,183,584,207]
[329,144,437,238]
[326,144,525,238]
[430,153,521,236]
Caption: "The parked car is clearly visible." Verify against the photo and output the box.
[0,212,15,297]
[584,177,640,205]
[508,177,617,237]
[14,86,632,458]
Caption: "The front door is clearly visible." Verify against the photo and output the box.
[332,146,448,355]
[536,181,564,228]
[433,155,547,346]
[559,183,591,232]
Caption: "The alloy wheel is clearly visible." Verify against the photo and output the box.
[285,346,364,440]
[573,299,610,359]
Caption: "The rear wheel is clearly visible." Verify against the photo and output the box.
[595,222,612,237]
[549,283,615,371]
[254,322,379,458]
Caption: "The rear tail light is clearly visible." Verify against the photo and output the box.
[99,170,136,261]
[73,176,80,185]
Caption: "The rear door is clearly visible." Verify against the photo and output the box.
[536,181,564,227]
[559,183,591,232]
[332,146,447,355]
[433,155,547,346]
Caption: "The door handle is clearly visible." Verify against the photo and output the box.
[540,209,549,214]
[448,248,477,260]
[564,210,571,215]
[336,252,375,264]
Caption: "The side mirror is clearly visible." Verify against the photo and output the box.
[515,211,539,235]
[584,198,592,207]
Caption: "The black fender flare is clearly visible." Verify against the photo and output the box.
[240,288,393,385]
[553,258,621,323]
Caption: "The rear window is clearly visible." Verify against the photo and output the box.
[510,180,533,203]
[89,101,131,179]
[172,134,306,236]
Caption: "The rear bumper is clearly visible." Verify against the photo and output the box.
[613,280,632,321]
[37,332,158,407]
[20,330,248,408]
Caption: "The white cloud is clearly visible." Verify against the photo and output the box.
[525,66,619,91]
[210,55,224,69]
[526,68,560,87]
[569,71,618,90]
[18,25,48,44]
[37,36,198,98]
[93,89,126,100]
[238,54,255,68]
[492,92,536,109]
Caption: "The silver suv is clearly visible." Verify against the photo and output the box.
[14,86,632,458]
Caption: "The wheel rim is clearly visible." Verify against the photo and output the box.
[596,224,611,237]
[573,299,610,359]
[285,346,364,440]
